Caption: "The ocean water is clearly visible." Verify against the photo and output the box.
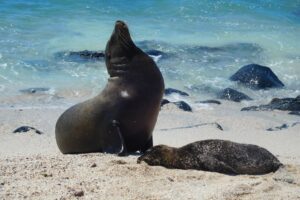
[0,0,300,108]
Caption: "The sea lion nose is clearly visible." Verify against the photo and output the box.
[115,20,126,28]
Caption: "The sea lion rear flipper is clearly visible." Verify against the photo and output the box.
[102,120,128,156]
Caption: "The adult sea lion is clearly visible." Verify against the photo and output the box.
[138,139,282,175]
[55,20,165,155]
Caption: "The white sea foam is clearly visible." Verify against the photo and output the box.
[149,55,162,63]
[0,85,4,92]
[0,1,300,107]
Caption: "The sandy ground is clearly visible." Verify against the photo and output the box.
[1,101,300,199]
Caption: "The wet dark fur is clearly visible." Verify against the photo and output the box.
[55,21,164,154]
[138,139,282,175]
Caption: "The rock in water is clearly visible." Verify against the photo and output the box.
[160,100,192,112]
[20,87,50,94]
[196,100,221,105]
[160,99,170,107]
[138,139,282,175]
[289,111,300,116]
[173,101,192,112]
[230,64,284,89]
[69,50,105,59]
[242,95,300,111]
[54,50,105,62]
[164,88,189,96]
[217,88,252,102]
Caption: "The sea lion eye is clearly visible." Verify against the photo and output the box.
[106,53,111,60]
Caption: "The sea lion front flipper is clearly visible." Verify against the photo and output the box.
[202,156,238,175]
[141,136,153,153]
[112,120,128,156]
[102,120,128,156]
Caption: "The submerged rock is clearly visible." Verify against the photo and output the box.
[196,100,221,105]
[289,111,300,116]
[173,101,192,112]
[242,95,300,111]
[138,139,282,175]
[217,88,252,102]
[69,50,105,59]
[230,64,284,89]
[55,49,167,62]
[160,99,192,112]
[164,88,189,96]
[20,87,50,94]
[146,49,166,57]
[13,126,43,134]
[54,50,105,62]
[160,99,170,107]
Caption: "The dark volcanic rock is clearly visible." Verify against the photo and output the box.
[230,64,284,90]
[289,111,300,116]
[69,50,105,59]
[55,49,167,62]
[160,98,192,112]
[145,50,165,56]
[164,88,189,96]
[217,88,252,102]
[54,50,105,62]
[196,100,221,105]
[173,101,192,112]
[74,51,101,59]
[13,126,43,134]
[267,122,300,131]
[160,99,170,107]
[138,139,282,175]
[242,95,300,111]
[267,124,289,131]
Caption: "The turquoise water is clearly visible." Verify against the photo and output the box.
[0,0,300,107]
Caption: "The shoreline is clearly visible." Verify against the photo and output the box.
[1,102,300,199]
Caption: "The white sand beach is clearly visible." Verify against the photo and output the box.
[1,102,300,200]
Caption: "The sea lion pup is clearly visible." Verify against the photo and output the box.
[137,139,282,175]
[55,20,164,155]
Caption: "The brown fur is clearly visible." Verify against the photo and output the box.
[55,21,164,154]
[138,140,282,175]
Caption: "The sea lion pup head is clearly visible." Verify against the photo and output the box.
[105,20,141,77]
[137,145,176,167]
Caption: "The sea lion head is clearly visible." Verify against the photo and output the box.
[105,20,138,77]
[137,145,176,167]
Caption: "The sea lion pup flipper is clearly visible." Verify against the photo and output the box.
[200,156,238,175]
[102,120,128,156]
